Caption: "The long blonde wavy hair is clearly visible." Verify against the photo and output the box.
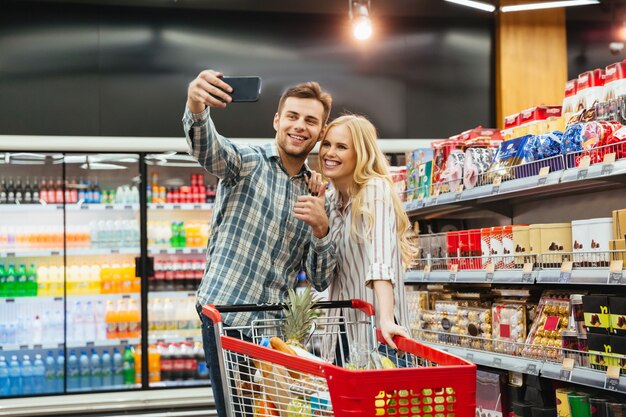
[320,114,415,269]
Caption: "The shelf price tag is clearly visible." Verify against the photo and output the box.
[559,261,573,283]
[560,357,574,381]
[449,264,458,282]
[537,166,550,186]
[105,205,114,210]
[521,263,534,283]
[525,363,539,376]
[86,341,95,347]
[602,153,616,175]
[485,263,495,282]
[608,260,623,284]
[604,365,621,391]
[173,205,182,210]
[80,205,89,210]
[455,184,464,201]
[110,249,120,254]
[415,200,425,209]
[466,352,474,362]
[492,176,502,195]
[423,264,431,281]
[492,357,502,367]
[577,156,591,180]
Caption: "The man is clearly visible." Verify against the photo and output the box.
[183,69,336,416]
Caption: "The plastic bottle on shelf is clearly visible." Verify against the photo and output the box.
[90,348,102,389]
[5,264,16,298]
[194,343,209,380]
[0,264,6,297]
[44,351,56,394]
[70,301,83,343]
[104,300,118,339]
[48,264,62,297]
[15,263,26,297]
[127,299,141,339]
[116,299,130,339]
[8,355,21,396]
[100,264,112,294]
[170,343,184,381]
[134,344,142,384]
[36,264,48,296]
[67,351,79,390]
[55,350,64,392]
[53,310,64,344]
[121,262,133,294]
[94,300,106,341]
[26,263,37,296]
[79,264,91,295]
[78,351,90,389]
[21,355,33,395]
[122,345,135,385]
[32,354,45,394]
[181,341,197,381]
[100,349,112,388]
[83,301,96,342]
[163,298,176,334]
[148,344,161,383]
[111,264,123,294]
[41,311,51,342]
[89,264,101,294]
[157,343,170,382]
[0,356,9,396]
[32,315,43,344]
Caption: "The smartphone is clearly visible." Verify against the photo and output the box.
[220,76,262,102]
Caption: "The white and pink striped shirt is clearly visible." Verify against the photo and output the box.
[326,177,408,348]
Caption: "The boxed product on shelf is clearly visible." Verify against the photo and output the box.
[610,335,626,374]
[519,105,564,136]
[429,233,447,268]
[563,79,578,122]
[463,147,494,190]
[523,131,564,163]
[502,113,520,141]
[417,160,433,200]
[576,69,605,112]
[571,218,613,265]
[492,303,526,355]
[466,229,482,269]
[412,309,438,343]
[582,295,611,334]
[587,333,614,371]
[490,226,504,268]
[502,225,515,269]
[513,225,531,267]
[431,138,464,189]
[476,370,509,417]
[489,135,531,182]
[481,227,492,267]
[613,208,626,240]
[405,290,429,324]
[603,60,626,102]
[610,239,626,262]
[444,150,465,192]
[457,306,493,351]
[522,295,571,361]
[555,388,575,417]
[446,231,461,269]
[609,296,626,335]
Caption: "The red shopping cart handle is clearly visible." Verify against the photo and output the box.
[203,299,375,323]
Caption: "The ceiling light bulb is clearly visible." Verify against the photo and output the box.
[353,16,372,40]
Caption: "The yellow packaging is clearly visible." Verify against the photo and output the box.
[613,209,626,240]
[556,388,574,417]
[513,225,530,266]
[539,223,572,254]
[529,224,542,255]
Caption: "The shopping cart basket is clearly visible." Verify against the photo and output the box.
[203,300,476,417]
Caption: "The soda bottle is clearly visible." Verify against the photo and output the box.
[0,356,9,396]
[148,344,161,383]
[127,299,141,339]
[134,344,142,384]
[122,346,135,385]
[44,351,56,394]
[26,263,37,296]
[112,348,123,386]
[158,343,171,382]
[101,349,112,388]
[104,300,118,339]
[116,299,130,339]
[5,264,16,298]
[0,264,6,297]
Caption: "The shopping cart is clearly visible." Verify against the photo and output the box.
[203,300,476,417]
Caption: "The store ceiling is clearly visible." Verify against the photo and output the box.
[8,0,494,18]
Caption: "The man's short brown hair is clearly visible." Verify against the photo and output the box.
[277,82,332,124]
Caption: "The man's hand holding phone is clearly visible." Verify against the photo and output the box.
[187,70,261,114]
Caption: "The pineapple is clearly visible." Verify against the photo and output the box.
[283,286,319,349]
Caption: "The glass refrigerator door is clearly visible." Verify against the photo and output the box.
[0,152,66,397]
[63,153,142,392]
[145,152,213,388]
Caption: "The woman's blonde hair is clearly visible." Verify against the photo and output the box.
[320,114,416,269]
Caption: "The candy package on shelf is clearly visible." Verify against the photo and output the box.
[463,147,494,189]
[492,303,526,355]
[457,307,493,351]
[523,132,563,162]
[522,296,571,361]
[487,135,531,182]
[443,150,465,192]
[412,309,438,343]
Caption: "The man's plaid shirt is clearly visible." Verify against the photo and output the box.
[184,106,336,329]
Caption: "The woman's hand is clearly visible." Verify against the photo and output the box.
[379,319,410,352]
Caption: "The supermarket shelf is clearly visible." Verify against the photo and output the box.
[1,296,64,304]
[66,203,139,211]
[421,341,626,394]
[0,247,140,258]
[0,204,64,212]
[148,203,213,211]
[150,380,210,388]
[405,269,536,284]
[149,248,205,255]
[148,291,197,299]
[67,293,140,302]
[0,386,214,417]
[148,334,202,344]
[537,267,625,285]
[0,342,64,352]
[67,383,142,393]
[66,338,140,349]
[403,159,626,219]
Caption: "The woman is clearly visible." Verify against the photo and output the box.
[296,114,414,356]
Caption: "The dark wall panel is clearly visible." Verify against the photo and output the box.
[0,2,493,139]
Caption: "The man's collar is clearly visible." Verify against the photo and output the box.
[265,143,310,178]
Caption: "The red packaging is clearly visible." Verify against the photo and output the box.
[467,229,482,269]
[446,231,460,269]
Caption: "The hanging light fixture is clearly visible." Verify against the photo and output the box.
[500,0,599,12]
[444,0,496,13]
[350,0,372,40]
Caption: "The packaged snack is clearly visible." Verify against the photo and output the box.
[522,296,570,361]
[457,306,492,351]
[492,303,526,355]
[583,295,611,334]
